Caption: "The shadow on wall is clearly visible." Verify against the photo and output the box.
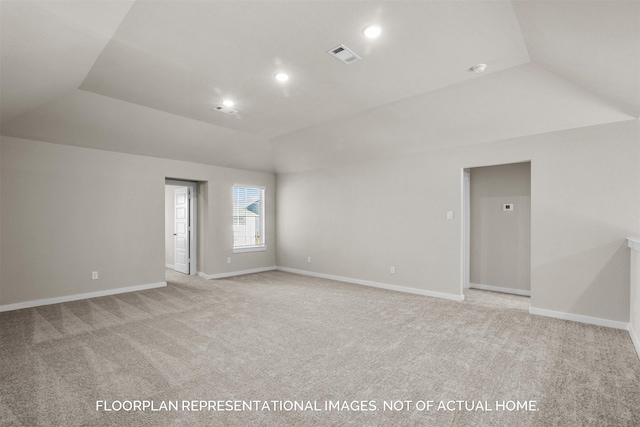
[533,240,630,323]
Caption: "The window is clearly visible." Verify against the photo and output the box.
[233,185,265,252]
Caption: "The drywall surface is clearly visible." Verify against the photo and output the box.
[631,247,640,352]
[0,136,276,306]
[277,119,639,322]
[0,141,2,296]
[470,162,531,291]
[197,181,208,275]
[164,185,182,267]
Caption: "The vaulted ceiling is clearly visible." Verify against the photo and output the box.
[1,1,638,173]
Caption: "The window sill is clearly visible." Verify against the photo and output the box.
[233,246,267,254]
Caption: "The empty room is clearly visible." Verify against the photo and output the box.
[1,1,639,426]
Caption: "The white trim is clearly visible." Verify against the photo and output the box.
[627,237,640,252]
[233,184,266,251]
[198,266,277,280]
[233,246,267,253]
[529,306,629,330]
[461,169,471,291]
[629,323,640,360]
[277,267,464,302]
[165,263,174,269]
[189,185,198,275]
[0,282,167,312]
[469,282,531,297]
[233,183,266,191]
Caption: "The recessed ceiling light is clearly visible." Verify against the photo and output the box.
[362,24,382,39]
[471,64,487,73]
[275,72,289,82]
[222,99,234,107]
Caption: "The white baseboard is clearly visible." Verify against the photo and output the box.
[165,263,174,269]
[529,306,629,330]
[0,282,167,312]
[629,323,640,360]
[469,282,531,297]
[198,266,277,280]
[277,267,464,302]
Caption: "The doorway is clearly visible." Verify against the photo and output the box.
[165,179,198,275]
[461,162,531,298]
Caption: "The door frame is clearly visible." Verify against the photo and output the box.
[166,179,198,275]
[461,169,471,292]
[460,161,532,297]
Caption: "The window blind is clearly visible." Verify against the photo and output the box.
[233,185,265,249]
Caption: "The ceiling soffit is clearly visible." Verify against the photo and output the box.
[79,1,531,138]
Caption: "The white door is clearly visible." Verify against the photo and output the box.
[174,187,190,274]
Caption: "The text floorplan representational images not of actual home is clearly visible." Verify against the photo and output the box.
[0,1,639,426]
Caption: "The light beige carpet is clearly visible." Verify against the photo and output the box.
[1,270,638,426]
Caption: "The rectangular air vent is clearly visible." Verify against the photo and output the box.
[327,44,361,64]
[213,105,237,115]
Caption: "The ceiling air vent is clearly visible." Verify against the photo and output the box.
[213,105,237,115]
[327,44,361,64]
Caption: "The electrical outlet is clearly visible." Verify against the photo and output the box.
[227,257,231,264]
[92,271,98,280]
[390,266,396,274]
[446,211,454,220]
[307,257,312,263]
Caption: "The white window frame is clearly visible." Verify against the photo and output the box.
[232,184,266,253]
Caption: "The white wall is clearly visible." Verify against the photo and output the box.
[635,133,640,352]
[470,162,531,292]
[276,119,639,323]
[0,140,2,296]
[631,248,640,356]
[197,181,207,275]
[164,185,181,267]
[0,136,276,306]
